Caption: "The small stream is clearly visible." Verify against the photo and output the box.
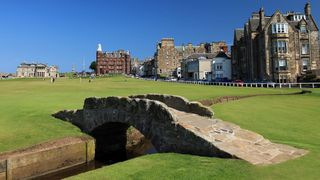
[35,139,157,179]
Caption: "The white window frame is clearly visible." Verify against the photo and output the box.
[272,23,289,34]
[301,43,309,55]
[302,59,308,71]
[273,40,288,54]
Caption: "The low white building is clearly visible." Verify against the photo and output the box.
[138,66,145,77]
[16,63,59,78]
[182,54,216,81]
[209,52,231,81]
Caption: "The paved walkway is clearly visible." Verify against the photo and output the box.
[170,108,307,165]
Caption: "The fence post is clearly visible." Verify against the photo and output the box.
[312,83,315,88]
[299,83,302,89]
[289,83,291,88]
[280,83,282,88]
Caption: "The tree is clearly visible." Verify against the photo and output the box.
[89,61,97,73]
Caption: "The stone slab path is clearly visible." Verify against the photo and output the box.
[170,108,307,166]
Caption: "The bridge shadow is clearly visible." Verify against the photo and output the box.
[90,122,156,164]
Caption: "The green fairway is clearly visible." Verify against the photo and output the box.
[70,90,320,180]
[0,76,294,153]
[1,76,317,180]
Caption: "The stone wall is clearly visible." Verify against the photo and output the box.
[129,94,213,117]
[0,136,95,180]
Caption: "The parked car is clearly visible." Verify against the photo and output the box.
[233,79,244,87]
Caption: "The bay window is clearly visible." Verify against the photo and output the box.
[301,43,309,55]
[273,41,288,53]
[275,59,288,71]
[302,59,309,71]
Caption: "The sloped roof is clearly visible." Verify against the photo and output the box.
[235,29,244,41]
[249,18,259,31]
[186,53,217,59]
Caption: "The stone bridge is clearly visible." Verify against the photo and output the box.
[53,94,307,165]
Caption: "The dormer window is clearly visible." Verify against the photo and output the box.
[272,23,288,34]
[300,25,307,33]
[293,15,306,21]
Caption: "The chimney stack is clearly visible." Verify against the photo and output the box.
[259,7,265,31]
[305,2,311,19]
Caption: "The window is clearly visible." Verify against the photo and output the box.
[293,15,306,21]
[272,23,288,34]
[300,25,307,33]
[301,43,309,55]
[275,59,288,71]
[273,41,288,53]
[302,59,309,71]
[215,63,223,70]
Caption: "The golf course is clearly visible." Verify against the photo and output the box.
[1,76,319,179]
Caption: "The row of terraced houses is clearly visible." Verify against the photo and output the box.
[96,2,320,83]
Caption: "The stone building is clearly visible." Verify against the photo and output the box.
[96,44,131,75]
[16,63,59,78]
[154,38,227,77]
[141,58,156,77]
[232,2,320,83]
[131,58,141,76]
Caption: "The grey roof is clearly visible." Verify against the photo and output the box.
[175,46,184,52]
[287,19,318,31]
[18,62,48,68]
[249,18,259,31]
[186,53,218,59]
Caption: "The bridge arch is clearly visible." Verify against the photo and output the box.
[53,95,230,159]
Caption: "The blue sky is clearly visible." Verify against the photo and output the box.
[0,0,319,73]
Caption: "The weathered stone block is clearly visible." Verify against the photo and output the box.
[86,139,96,162]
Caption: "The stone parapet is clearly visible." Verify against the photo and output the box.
[129,94,214,118]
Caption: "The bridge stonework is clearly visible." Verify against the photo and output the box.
[53,94,307,165]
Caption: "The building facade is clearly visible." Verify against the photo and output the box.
[232,3,320,83]
[16,63,59,78]
[154,38,227,77]
[141,58,156,77]
[210,52,232,81]
[182,54,216,81]
[96,44,131,75]
[131,58,141,76]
